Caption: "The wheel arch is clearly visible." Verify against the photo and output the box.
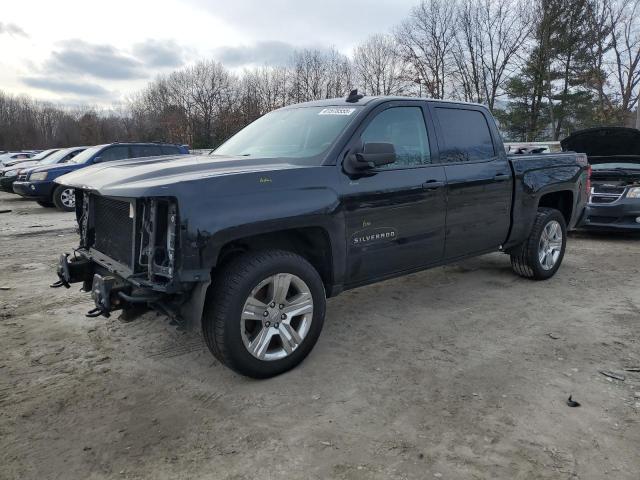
[537,189,574,225]
[214,226,336,295]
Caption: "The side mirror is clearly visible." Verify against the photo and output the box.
[92,156,102,164]
[344,142,396,175]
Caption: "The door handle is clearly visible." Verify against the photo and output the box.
[422,180,445,190]
[494,173,510,181]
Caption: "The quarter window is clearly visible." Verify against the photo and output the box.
[361,107,431,168]
[434,108,495,162]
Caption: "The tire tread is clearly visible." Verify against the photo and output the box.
[202,249,324,378]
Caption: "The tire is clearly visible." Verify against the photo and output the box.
[510,207,567,280]
[37,200,55,208]
[202,249,326,378]
[52,185,76,212]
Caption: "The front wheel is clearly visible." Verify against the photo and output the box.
[52,185,76,212]
[202,250,326,378]
[510,207,567,280]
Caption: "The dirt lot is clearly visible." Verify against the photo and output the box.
[1,190,639,480]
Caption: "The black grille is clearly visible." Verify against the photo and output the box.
[591,196,618,204]
[92,196,134,267]
[593,185,625,194]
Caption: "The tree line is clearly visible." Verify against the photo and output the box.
[1,0,638,151]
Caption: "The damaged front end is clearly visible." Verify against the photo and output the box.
[53,189,204,323]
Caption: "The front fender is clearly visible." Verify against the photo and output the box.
[177,186,346,288]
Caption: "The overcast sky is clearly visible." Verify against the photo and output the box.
[0,0,416,107]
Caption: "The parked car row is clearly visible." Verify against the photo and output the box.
[0,150,38,166]
[0,142,189,211]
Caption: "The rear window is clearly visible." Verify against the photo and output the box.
[435,108,495,162]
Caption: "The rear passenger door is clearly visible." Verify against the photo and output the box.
[431,104,512,259]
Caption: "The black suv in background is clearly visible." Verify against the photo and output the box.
[562,127,640,231]
[13,142,189,211]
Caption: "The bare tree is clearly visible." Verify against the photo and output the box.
[454,0,533,109]
[395,0,458,98]
[608,0,640,117]
[353,34,408,95]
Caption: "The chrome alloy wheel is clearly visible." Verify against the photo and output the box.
[240,273,314,361]
[60,188,75,208]
[538,220,562,270]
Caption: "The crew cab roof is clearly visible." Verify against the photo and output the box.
[279,96,486,110]
[561,127,640,157]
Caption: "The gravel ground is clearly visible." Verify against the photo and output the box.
[1,190,639,480]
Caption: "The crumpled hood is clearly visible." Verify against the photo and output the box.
[561,127,640,163]
[56,154,308,196]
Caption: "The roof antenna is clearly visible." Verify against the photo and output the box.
[345,89,364,103]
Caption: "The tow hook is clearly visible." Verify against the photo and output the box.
[51,254,93,289]
[88,274,127,318]
[51,254,71,288]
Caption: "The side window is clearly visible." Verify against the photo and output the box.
[434,108,495,163]
[360,107,431,168]
[131,145,162,158]
[160,145,180,155]
[61,150,81,163]
[98,146,130,162]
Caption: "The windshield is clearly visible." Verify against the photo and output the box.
[213,106,360,161]
[69,145,103,164]
[38,148,77,165]
[30,149,59,161]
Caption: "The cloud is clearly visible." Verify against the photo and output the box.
[213,41,299,67]
[45,41,146,80]
[187,0,416,47]
[0,22,28,38]
[22,77,111,97]
[133,39,186,68]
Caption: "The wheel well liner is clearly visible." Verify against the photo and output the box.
[215,227,333,290]
[538,190,573,224]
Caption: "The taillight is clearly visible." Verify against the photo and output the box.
[586,164,592,195]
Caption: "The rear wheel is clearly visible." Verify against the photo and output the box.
[52,185,75,212]
[36,200,55,208]
[510,207,567,280]
[202,249,326,378]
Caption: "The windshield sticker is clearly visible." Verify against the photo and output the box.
[319,107,356,116]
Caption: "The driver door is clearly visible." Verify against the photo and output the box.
[340,102,447,287]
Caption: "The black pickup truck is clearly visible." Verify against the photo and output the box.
[53,94,589,378]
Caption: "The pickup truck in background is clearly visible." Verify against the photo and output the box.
[52,93,589,378]
[561,127,640,231]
